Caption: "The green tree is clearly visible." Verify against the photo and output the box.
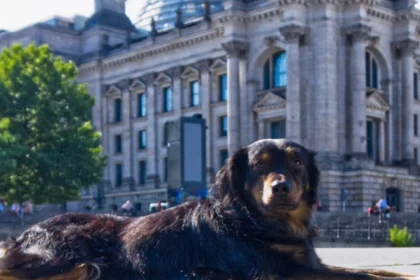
[0,43,106,204]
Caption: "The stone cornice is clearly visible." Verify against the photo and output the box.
[79,28,224,73]
[275,0,377,6]
[217,7,283,24]
[367,7,420,23]
[367,7,395,22]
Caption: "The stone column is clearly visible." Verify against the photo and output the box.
[381,78,392,164]
[347,24,371,156]
[199,60,214,183]
[280,25,305,144]
[145,74,159,188]
[257,119,265,139]
[101,87,111,184]
[247,80,259,143]
[396,39,419,164]
[379,120,386,164]
[239,57,249,147]
[171,67,182,119]
[221,41,249,155]
[120,80,134,189]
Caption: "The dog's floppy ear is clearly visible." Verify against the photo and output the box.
[212,147,249,206]
[306,150,320,206]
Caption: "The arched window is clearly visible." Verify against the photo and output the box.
[263,51,287,90]
[366,52,379,89]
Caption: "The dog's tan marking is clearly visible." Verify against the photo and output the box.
[287,201,310,238]
[270,244,307,264]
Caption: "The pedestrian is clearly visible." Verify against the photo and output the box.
[376,197,389,223]
[121,200,133,216]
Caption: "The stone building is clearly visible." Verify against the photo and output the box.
[1,0,420,212]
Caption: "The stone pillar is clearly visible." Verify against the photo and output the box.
[101,87,111,183]
[381,78,392,164]
[247,80,259,143]
[199,60,214,183]
[280,25,305,144]
[257,120,265,140]
[239,57,249,147]
[397,39,419,164]
[221,41,249,155]
[379,120,386,164]
[347,24,371,156]
[120,80,134,189]
[171,67,182,119]
[145,74,159,188]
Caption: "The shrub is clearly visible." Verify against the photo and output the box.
[389,225,415,247]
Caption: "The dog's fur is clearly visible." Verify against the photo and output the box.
[0,139,416,279]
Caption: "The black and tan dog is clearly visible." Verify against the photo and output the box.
[0,139,417,279]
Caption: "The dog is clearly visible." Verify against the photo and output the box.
[0,139,416,279]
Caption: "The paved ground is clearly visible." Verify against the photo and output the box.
[316,248,420,277]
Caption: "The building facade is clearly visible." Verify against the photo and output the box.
[1,0,420,212]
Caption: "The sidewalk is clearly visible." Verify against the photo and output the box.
[316,248,420,276]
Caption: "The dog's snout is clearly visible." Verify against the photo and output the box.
[271,180,291,195]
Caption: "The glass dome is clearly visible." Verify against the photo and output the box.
[136,0,224,32]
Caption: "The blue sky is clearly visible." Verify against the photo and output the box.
[0,1,419,32]
[0,0,145,31]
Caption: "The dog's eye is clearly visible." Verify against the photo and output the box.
[254,161,264,168]
[292,159,303,167]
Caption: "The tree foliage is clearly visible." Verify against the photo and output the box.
[0,43,106,204]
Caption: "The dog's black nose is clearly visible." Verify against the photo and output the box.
[272,180,291,195]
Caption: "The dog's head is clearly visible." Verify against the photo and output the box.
[213,139,319,227]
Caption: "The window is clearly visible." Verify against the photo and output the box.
[220,149,228,168]
[190,81,200,107]
[366,52,379,89]
[219,74,227,101]
[138,93,147,117]
[115,164,123,187]
[115,134,122,154]
[386,187,400,212]
[163,87,172,112]
[138,130,147,150]
[270,121,286,139]
[415,114,418,136]
[263,51,287,90]
[114,98,122,122]
[415,148,418,165]
[219,116,227,137]
[366,120,379,162]
[139,160,147,185]
[414,73,419,100]
[163,123,168,147]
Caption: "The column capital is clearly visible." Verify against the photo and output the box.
[221,40,249,58]
[279,24,307,44]
[391,39,419,59]
[344,23,372,43]
[264,36,280,47]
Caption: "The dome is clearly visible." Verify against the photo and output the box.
[136,0,224,32]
